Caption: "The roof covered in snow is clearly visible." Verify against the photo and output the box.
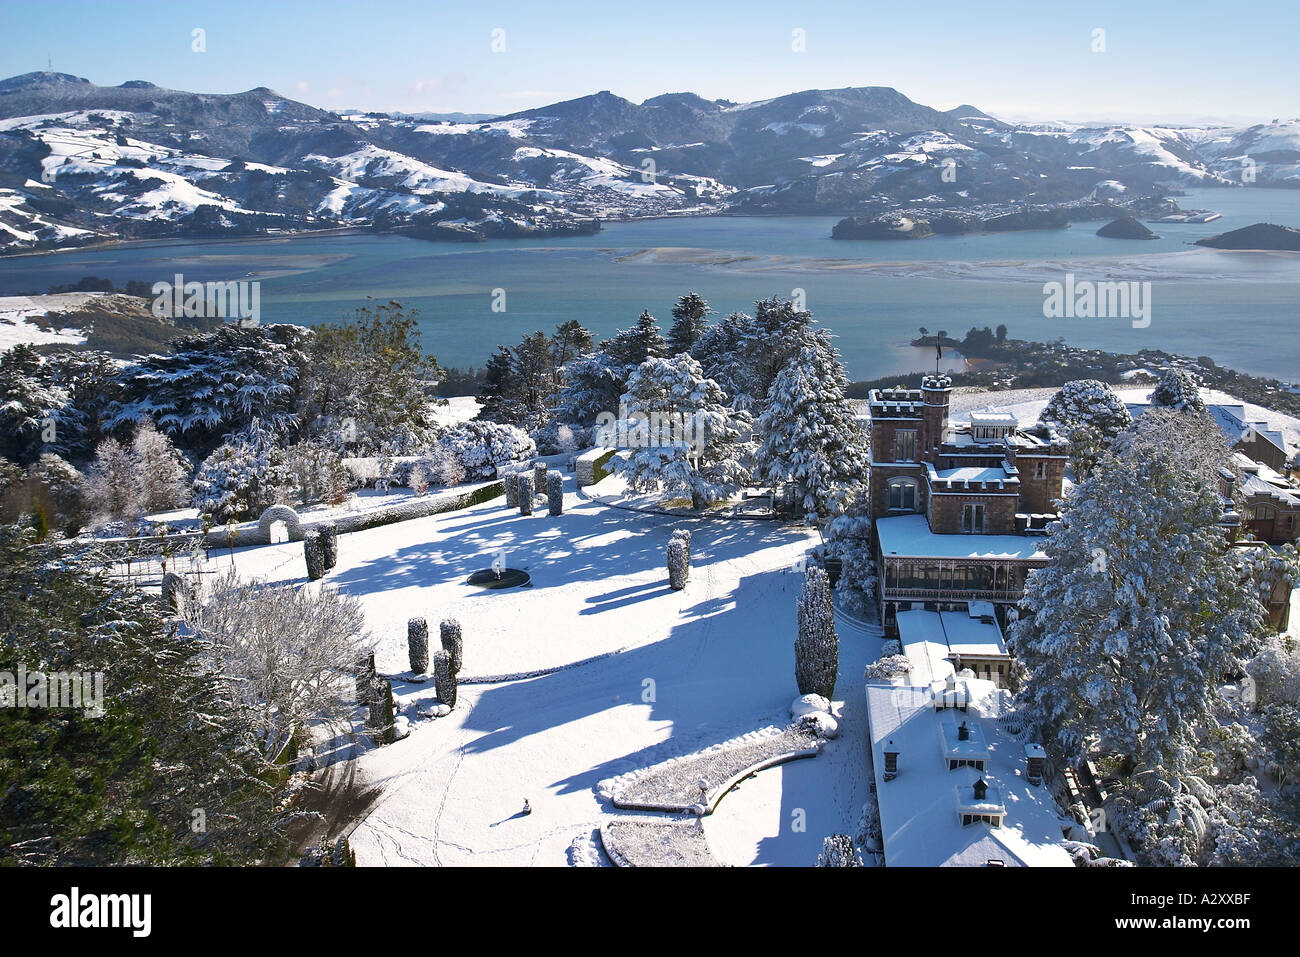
[876,514,1048,561]
[864,677,1073,868]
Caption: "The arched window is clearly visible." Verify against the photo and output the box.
[887,477,918,511]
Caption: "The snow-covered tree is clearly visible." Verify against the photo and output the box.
[823,512,877,617]
[286,440,350,505]
[817,834,862,866]
[667,292,711,355]
[691,311,759,408]
[756,340,869,521]
[0,344,69,465]
[185,569,369,760]
[105,324,309,456]
[1151,367,1206,412]
[1038,379,1132,478]
[132,420,191,512]
[0,527,285,864]
[1115,405,1235,491]
[82,437,143,525]
[1040,379,1132,436]
[611,355,752,509]
[298,301,442,455]
[555,351,626,428]
[795,565,838,700]
[192,426,295,523]
[603,309,666,368]
[1010,446,1268,776]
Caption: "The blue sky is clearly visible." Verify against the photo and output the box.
[2,0,1295,123]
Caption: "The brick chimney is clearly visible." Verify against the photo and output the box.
[883,739,899,781]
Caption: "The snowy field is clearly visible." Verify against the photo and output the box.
[222,471,876,866]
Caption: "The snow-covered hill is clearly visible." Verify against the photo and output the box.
[0,71,1294,254]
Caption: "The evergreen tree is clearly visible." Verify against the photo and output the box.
[795,565,838,701]
[757,340,869,521]
[106,323,309,457]
[0,344,68,465]
[1039,379,1133,478]
[667,292,711,355]
[0,528,285,864]
[298,301,442,454]
[691,311,758,407]
[603,310,666,368]
[612,355,752,509]
[550,320,594,369]
[1151,367,1206,413]
[1010,446,1268,776]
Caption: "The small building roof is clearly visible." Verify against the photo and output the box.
[864,680,1074,868]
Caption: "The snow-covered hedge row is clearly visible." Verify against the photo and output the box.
[438,421,536,479]
[575,447,617,487]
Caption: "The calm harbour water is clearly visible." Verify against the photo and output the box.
[2,186,1298,382]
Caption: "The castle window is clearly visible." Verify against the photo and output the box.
[1035,461,1046,479]
[962,503,985,534]
[893,430,917,462]
[888,477,918,511]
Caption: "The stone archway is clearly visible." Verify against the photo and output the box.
[258,505,303,543]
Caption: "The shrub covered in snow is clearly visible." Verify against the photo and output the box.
[865,655,912,681]
[532,420,586,456]
[795,565,838,700]
[319,522,338,569]
[304,530,325,581]
[533,461,548,497]
[547,470,563,515]
[440,619,463,675]
[420,444,466,488]
[823,513,876,618]
[434,649,457,709]
[409,462,430,496]
[504,471,519,507]
[287,440,350,506]
[817,834,862,866]
[517,473,534,515]
[408,617,429,674]
[671,527,691,567]
[881,638,903,657]
[368,677,396,744]
[667,538,689,590]
[192,431,294,524]
[438,421,536,479]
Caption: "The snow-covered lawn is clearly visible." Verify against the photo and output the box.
[225,472,877,865]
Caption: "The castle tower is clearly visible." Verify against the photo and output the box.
[920,374,952,464]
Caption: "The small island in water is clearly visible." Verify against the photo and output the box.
[1096,216,1158,240]
[1195,222,1300,251]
